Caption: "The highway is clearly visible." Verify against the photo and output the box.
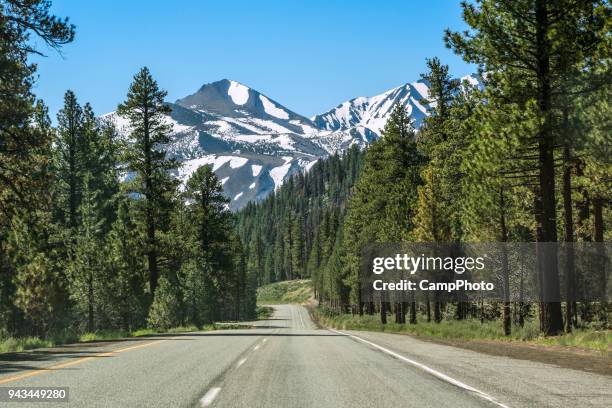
[0,304,610,407]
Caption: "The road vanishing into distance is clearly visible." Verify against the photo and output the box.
[1,304,610,408]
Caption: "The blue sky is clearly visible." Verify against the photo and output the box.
[32,0,473,120]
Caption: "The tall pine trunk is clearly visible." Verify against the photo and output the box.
[562,141,576,333]
[409,300,417,324]
[87,272,94,333]
[535,0,563,335]
[434,298,442,323]
[143,106,159,295]
[500,189,511,336]
[380,300,387,324]
[593,196,604,243]
[592,196,607,325]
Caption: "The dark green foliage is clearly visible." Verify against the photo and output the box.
[147,277,182,331]
[238,0,609,336]
[333,104,423,312]
[0,8,255,339]
[178,164,250,323]
[117,66,178,295]
[55,90,84,232]
[445,0,610,335]
[0,0,74,337]
[104,198,148,331]
[236,145,364,288]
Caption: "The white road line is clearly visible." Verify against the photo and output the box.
[298,306,306,328]
[200,387,221,407]
[330,329,511,408]
[236,358,247,368]
[262,338,268,343]
[253,344,260,351]
[289,305,296,328]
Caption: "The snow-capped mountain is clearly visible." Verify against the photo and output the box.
[313,75,482,135]
[105,76,480,210]
[313,80,431,134]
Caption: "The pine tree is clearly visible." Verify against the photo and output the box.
[117,67,177,295]
[147,277,181,330]
[183,164,235,320]
[68,174,104,332]
[338,104,422,321]
[445,0,609,335]
[81,104,120,232]
[55,90,84,233]
[0,0,74,221]
[106,198,147,331]
[412,58,461,243]
[291,215,304,279]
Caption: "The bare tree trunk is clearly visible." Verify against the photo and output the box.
[535,0,563,336]
[87,271,94,333]
[500,189,511,336]
[394,302,401,323]
[562,141,576,333]
[380,301,387,324]
[593,196,604,243]
[592,196,607,326]
[409,296,417,324]
[434,297,442,323]
[143,105,158,296]
[401,301,408,324]
[519,253,526,328]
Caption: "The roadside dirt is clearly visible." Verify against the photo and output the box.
[406,335,611,376]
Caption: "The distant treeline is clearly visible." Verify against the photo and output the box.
[0,1,255,339]
[236,146,364,285]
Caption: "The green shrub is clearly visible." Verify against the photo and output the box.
[257,280,313,304]
[147,277,182,331]
[0,336,53,353]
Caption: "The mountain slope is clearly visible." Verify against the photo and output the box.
[105,75,480,210]
[312,75,481,136]
[313,80,431,133]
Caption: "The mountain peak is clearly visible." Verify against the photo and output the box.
[106,73,481,210]
[175,79,317,135]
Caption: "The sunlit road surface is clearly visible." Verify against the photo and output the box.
[1,304,610,407]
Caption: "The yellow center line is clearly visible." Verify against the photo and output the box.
[0,339,167,385]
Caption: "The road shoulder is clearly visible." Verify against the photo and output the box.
[341,329,611,408]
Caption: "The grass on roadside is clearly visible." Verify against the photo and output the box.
[256,305,274,319]
[314,309,610,354]
[0,337,53,354]
[0,323,249,354]
[257,279,313,304]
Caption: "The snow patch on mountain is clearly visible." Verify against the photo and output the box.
[228,81,250,105]
[269,157,293,190]
[260,95,289,119]
[227,156,248,169]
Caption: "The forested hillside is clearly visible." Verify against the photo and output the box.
[236,146,364,286]
[0,1,254,343]
[239,1,611,338]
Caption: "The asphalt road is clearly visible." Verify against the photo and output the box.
[0,304,610,408]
